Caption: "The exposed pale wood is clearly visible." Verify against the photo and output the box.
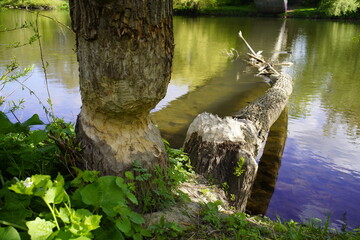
[70,0,174,174]
[184,31,292,211]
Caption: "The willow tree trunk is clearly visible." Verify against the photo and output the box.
[69,1,174,175]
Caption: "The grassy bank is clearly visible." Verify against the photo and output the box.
[0,0,68,10]
[174,4,258,17]
[286,7,360,19]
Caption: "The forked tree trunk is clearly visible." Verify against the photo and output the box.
[184,73,292,211]
[69,1,174,175]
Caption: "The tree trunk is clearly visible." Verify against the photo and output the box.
[184,73,292,211]
[69,0,174,175]
[254,0,288,13]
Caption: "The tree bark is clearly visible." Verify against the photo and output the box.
[184,73,292,211]
[69,0,174,175]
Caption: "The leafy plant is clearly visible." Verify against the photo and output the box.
[9,174,102,239]
[71,171,151,240]
[318,0,360,16]
[233,157,245,177]
[147,216,183,240]
[200,200,223,228]
[132,142,192,213]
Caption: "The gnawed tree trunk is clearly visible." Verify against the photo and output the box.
[184,32,292,211]
[69,1,174,175]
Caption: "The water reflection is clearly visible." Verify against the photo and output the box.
[246,108,288,215]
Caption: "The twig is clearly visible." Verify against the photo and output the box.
[26,10,72,32]
[34,12,54,120]
[239,31,258,56]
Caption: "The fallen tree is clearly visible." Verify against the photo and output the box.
[183,31,293,211]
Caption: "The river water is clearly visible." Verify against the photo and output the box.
[1,10,359,229]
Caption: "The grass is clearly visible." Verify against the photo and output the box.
[176,201,360,240]
[173,3,258,16]
[197,5,257,16]
[0,0,68,10]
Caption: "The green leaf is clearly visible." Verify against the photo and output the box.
[124,171,134,180]
[26,130,48,145]
[80,176,126,217]
[128,212,144,225]
[9,175,51,197]
[0,226,21,240]
[126,192,138,205]
[133,233,143,240]
[140,228,151,237]
[69,208,101,236]
[0,182,32,228]
[26,217,56,240]
[0,112,16,134]
[43,174,65,204]
[20,114,44,128]
[58,207,70,224]
[115,217,131,234]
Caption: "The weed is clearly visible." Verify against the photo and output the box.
[233,157,245,177]
[147,216,183,240]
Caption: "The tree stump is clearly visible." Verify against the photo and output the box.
[184,72,292,211]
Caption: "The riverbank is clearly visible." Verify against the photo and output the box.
[1,1,359,19]
[0,0,68,10]
[175,7,359,19]
[173,3,360,19]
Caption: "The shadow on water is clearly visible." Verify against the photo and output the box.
[246,107,288,215]
[151,64,270,148]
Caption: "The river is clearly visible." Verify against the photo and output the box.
[0,10,359,229]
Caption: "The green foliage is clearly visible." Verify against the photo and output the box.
[0,0,69,10]
[72,174,149,240]
[0,112,76,180]
[318,0,360,16]
[131,142,192,213]
[200,200,223,228]
[233,157,245,177]
[147,216,183,240]
[0,226,21,240]
[132,161,188,213]
[8,174,102,239]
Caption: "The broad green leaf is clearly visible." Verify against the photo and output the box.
[0,183,32,229]
[26,130,48,145]
[26,217,56,240]
[115,177,138,204]
[20,114,44,128]
[128,212,145,225]
[58,207,70,224]
[0,226,21,240]
[113,204,131,216]
[43,174,65,204]
[0,112,16,134]
[125,192,138,205]
[115,217,131,234]
[9,175,51,197]
[69,209,101,236]
[80,176,126,217]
